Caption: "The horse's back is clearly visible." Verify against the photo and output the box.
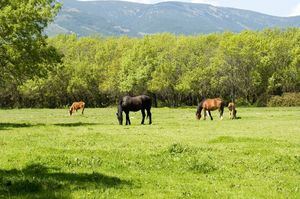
[121,95,151,111]
[71,101,85,109]
[203,98,224,110]
[140,95,151,107]
[79,101,85,107]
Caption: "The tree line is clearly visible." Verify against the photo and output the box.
[1,1,299,108]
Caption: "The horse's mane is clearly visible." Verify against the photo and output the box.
[196,97,206,113]
[199,97,206,106]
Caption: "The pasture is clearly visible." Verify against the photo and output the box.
[0,107,299,198]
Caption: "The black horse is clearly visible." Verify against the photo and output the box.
[116,95,152,125]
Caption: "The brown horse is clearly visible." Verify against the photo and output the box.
[228,102,237,119]
[196,98,225,120]
[69,101,85,116]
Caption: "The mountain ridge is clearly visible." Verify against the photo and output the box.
[46,0,300,37]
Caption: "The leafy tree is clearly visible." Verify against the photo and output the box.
[0,0,61,106]
[212,31,262,103]
[176,34,221,100]
[3,27,300,107]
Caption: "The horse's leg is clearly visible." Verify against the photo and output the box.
[128,112,131,125]
[125,112,130,125]
[220,106,224,120]
[147,108,152,124]
[208,110,213,120]
[203,108,207,120]
[82,107,85,115]
[141,109,146,125]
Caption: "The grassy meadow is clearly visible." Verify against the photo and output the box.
[0,107,299,198]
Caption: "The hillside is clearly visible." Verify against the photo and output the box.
[46,0,300,36]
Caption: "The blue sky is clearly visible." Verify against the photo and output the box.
[103,0,300,17]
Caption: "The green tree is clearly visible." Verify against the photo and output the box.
[176,34,221,100]
[0,0,61,106]
[212,31,262,103]
[8,28,300,108]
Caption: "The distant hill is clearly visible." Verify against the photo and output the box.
[46,0,300,37]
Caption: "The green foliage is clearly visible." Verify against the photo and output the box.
[0,0,62,106]
[267,93,300,107]
[1,27,300,107]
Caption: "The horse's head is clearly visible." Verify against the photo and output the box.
[69,107,73,116]
[116,105,123,125]
[116,112,123,125]
[196,111,201,120]
[196,102,203,120]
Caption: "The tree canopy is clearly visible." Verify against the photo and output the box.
[0,0,61,104]
[17,29,300,108]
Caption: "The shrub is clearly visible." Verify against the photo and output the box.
[255,93,270,107]
[267,93,300,107]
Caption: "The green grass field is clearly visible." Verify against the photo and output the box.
[0,107,299,198]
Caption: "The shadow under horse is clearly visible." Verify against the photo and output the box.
[196,98,225,120]
[116,95,152,125]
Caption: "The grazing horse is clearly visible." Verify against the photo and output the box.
[69,101,85,116]
[228,102,237,119]
[196,98,225,120]
[116,95,152,125]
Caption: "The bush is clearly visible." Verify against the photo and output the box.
[267,93,300,107]
[255,93,270,107]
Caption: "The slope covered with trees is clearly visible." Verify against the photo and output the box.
[2,28,298,108]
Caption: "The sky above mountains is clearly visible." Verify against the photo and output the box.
[78,0,300,17]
